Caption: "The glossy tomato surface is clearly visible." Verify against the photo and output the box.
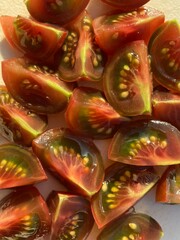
[152,90,180,130]
[0,186,51,239]
[32,128,104,197]
[47,191,94,239]
[24,0,90,25]
[97,212,163,240]
[149,20,180,93]
[93,7,165,54]
[65,87,129,139]
[0,143,47,189]
[156,164,180,204]
[1,57,73,114]
[103,40,152,116]
[101,0,150,11]
[0,85,47,146]
[109,120,180,166]
[0,15,67,62]
[58,11,105,82]
[91,162,159,228]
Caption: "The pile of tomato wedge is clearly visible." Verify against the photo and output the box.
[0,0,179,239]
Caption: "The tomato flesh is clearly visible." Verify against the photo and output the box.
[65,87,129,139]
[97,212,163,240]
[47,191,94,239]
[108,120,180,166]
[149,20,180,93]
[91,162,159,228]
[32,128,104,197]
[0,186,51,239]
[0,143,47,189]
[103,40,152,116]
[93,7,165,54]
[24,0,90,25]
[156,164,180,204]
[0,15,67,62]
[1,57,74,114]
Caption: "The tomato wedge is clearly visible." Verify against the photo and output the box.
[0,186,51,239]
[0,143,47,189]
[93,7,165,54]
[47,191,94,239]
[0,15,67,62]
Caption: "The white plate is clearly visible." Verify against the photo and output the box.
[0,0,180,239]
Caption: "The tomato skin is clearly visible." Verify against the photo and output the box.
[32,128,104,197]
[0,143,47,189]
[152,90,180,130]
[0,85,48,146]
[97,212,163,240]
[58,11,105,82]
[103,40,152,117]
[108,120,180,166]
[0,186,51,239]
[91,162,159,228]
[0,15,67,62]
[149,20,180,93]
[47,191,94,239]
[93,7,165,54]
[65,87,129,139]
[156,164,180,204]
[101,0,150,11]
[1,57,74,114]
[24,0,90,25]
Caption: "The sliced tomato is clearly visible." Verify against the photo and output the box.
[103,40,152,116]
[91,162,159,228]
[0,15,67,62]
[156,164,180,204]
[0,186,51,239]
[0,85,47,146]
[152,90,180,130]
[1,57,74,114]
[32,128,104,197]
[93,7,165,54]
[24,0,90,25]
[97,212,163,240]
[108,120,180,166]
[47,191,94,239]
[0,143,47,189]
[101,0,150,11]
[58,11,105,82]
[149,20,180,93]
[65,87,129,139]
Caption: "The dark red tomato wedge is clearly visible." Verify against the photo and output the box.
[0,143,47,189]
[0,186,51,239]
[65,87,129,139]
[91,162,159,228]
[1,57,74,114]
[152,90,180,130]
[93,7,165,54]
[0,15,67,62]
[101,0,150,11]
[24,0,90,25]
[103,40,152,117]
[47,191,94,239]
[58,11,105,82]
[97,212,163,240]
[156,164,180,204]
[0,85,47,146]
[32,128,104,197]
[149,20,180,93]
[108,120,180,166]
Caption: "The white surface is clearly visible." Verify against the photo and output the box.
[0,0,180,239]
